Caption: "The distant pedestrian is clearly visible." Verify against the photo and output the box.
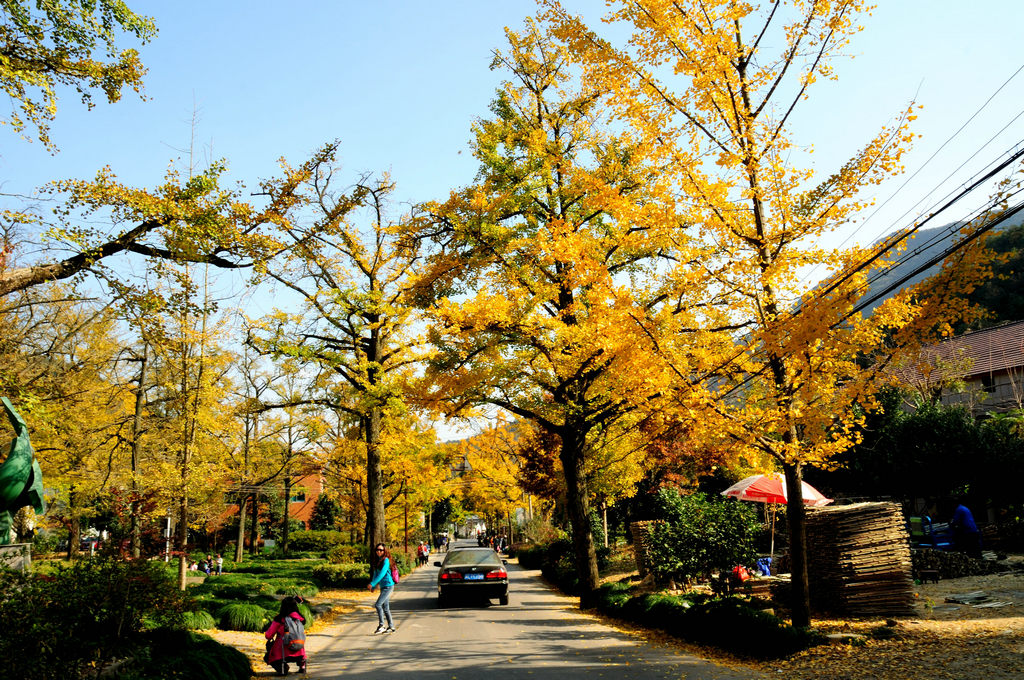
[417,541,429,566]
[367,543,396,634]
[216,553,224,575]
[949,498,982,558]
[204,554,213,575]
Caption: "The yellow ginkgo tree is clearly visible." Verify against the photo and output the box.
[250,145,432,548]
[547,0,1000,626]
[0,0,156,151]
[408,23,716,604]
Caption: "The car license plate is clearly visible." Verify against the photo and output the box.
[464,573,484,580]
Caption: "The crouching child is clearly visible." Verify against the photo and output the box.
[264,596,307,676]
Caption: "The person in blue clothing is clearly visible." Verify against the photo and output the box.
[367,543,396,633]
[949,498,982,558]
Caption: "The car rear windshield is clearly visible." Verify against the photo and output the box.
[444,550,500,567]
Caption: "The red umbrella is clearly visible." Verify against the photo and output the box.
[721,473,832,507]
[721,473,832,568]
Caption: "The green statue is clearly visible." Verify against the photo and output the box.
[0,397,45,545]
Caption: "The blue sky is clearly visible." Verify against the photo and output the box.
[4,1,1024,273]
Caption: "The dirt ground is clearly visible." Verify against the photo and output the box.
[749,569,1024,680]
[211,573,1024,679]
[619,567,1024,680]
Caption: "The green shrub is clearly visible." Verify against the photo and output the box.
[326,543,366,564]
[0,556,187,680]
[296,602,315,628]
[593,585,821,659]
[506,541,531,558]
[391,550,412,576]
[515,543,549,569]
[595,582,634,614]
[312,562,369,588]
[677,598,821,658]
[520,517,564,544]
[541,550,582,594]
[124,628,251,680]
[646,489,762,583]
[181,610,217,630]
[287,530,347,552]
[217,603,272,632]
[31,529,63,554]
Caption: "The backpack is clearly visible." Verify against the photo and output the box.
[283,615,305,654]
[390,562,400,584]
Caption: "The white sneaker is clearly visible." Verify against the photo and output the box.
[385,627,396,634]
[374,625,386,634]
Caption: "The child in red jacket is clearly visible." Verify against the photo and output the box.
[264,596,307,676]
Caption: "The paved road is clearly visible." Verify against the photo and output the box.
[283,541,761,679]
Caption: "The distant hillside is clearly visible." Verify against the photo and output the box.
[856,219,1023,323]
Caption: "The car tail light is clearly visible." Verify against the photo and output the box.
[485,569,507,579]
[440,570,463,580]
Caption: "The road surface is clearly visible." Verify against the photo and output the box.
[289,540,761,679]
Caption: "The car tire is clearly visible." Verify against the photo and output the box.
[499,593,509,605]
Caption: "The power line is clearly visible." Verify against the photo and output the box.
[667,141,1024,408]
[709,193,1024,404]
[801,61,1024,284]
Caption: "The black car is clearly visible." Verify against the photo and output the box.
[435,547,509,607]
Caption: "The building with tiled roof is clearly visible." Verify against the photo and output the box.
[894,320,1024,414]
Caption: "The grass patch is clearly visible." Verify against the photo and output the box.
[182,610,217,630]
[217,603,272,632]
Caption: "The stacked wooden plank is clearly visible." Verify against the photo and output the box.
[629,520,664,578]
[803,502,916,616]
[912,547,1004,579]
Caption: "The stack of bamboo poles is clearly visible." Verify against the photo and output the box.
[804,502,916,616]
[629,520,664,578]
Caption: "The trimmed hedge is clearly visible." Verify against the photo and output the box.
[312,563,370,588]
[515,543,548,570]
[594,583,822,659]
[326,543,366,564]
[287,530,347,552]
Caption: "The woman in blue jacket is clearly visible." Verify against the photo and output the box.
[367,543,396,633]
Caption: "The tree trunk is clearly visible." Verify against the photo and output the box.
[176,496,189,591]
[248,491,260,555]
[602,502,608,548]
[366,408,386,547]
[784,461,811,628]
[282,475,291,555]
[234,492,247,562]
[67,488,80,560]
[130,343,148,559]
[559,427,599,608]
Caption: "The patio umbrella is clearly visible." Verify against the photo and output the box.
[721,473,833,568]
[721,473,833,507]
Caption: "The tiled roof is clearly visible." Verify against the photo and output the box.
[896,320,1024,382]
